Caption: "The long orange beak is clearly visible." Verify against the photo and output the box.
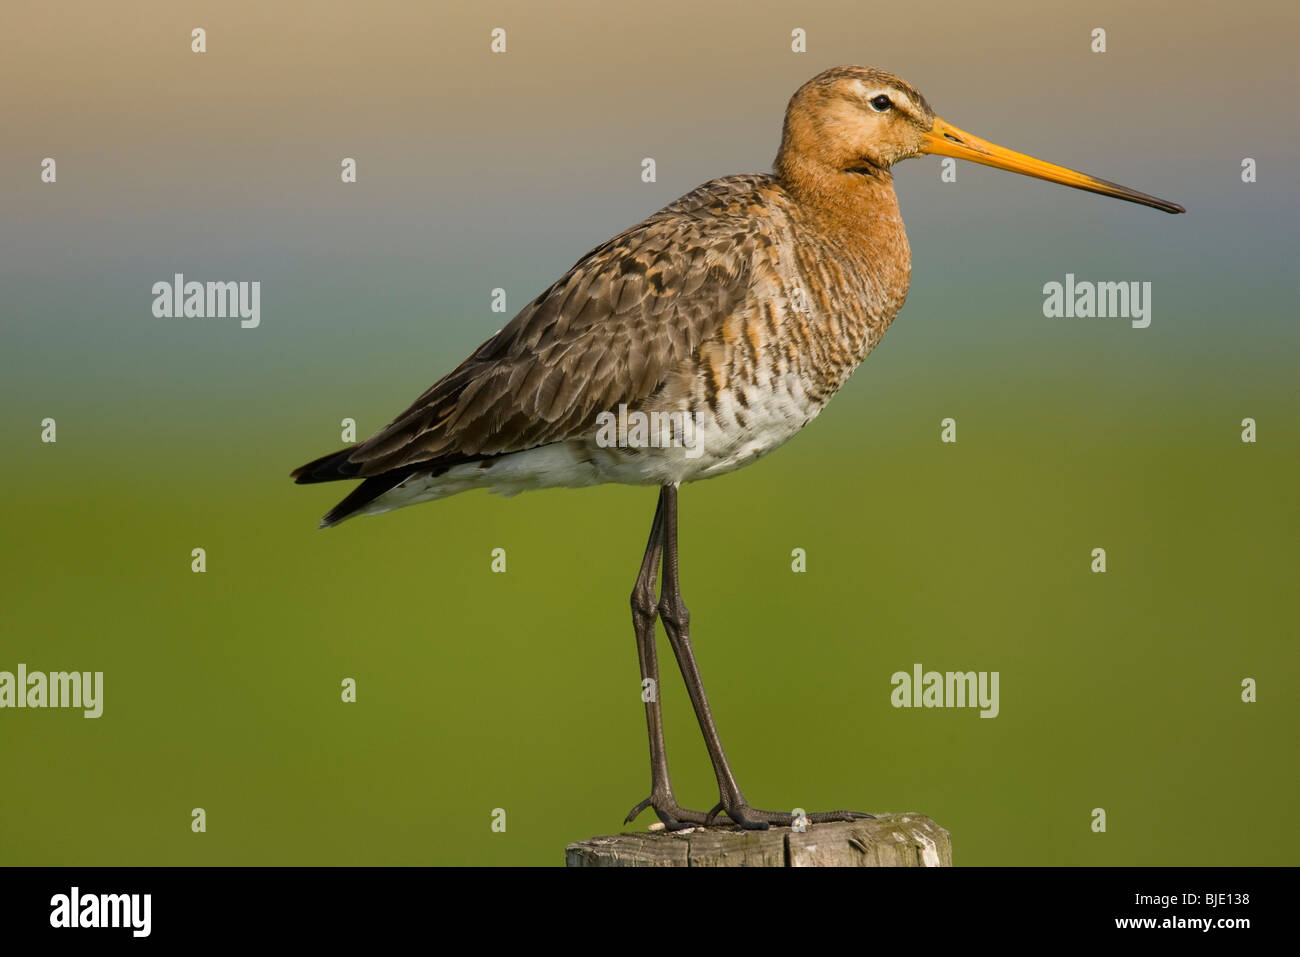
[922,117,1185,214]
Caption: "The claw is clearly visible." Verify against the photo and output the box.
[629,795,871,830]
[713,805,874,828]
[624,795,711,830]
[624,796,654,824]
[708,802,771,829]
[653,809,701,832]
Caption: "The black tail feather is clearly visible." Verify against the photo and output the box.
[317,472,416,528]
[294,447,476,527]
[291,448,364,485]
[291,448,413,527]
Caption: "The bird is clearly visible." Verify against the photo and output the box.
[293,66,1183,830]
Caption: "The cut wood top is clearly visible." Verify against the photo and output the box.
[566,813,950,867]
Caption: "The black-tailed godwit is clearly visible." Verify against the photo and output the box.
[294,66,1183,829]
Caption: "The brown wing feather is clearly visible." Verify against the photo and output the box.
[314,176,769,480]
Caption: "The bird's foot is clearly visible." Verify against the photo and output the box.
[624,794,713,831]
[704,802,874,830]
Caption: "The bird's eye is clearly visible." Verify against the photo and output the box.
[870,94,893,112]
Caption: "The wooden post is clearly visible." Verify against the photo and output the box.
[566,813,950,867]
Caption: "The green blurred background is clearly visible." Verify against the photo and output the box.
[1,0,1295,864]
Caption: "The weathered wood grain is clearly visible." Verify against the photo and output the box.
[566,813,950,867]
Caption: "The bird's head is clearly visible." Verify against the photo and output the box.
[777,65,1184,214]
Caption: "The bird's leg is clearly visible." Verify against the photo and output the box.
[623,488,710,830]
[657,484,874,830]
[655,483,761,828]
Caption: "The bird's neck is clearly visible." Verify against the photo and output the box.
[773,153,913,369]
[775,153,905,243]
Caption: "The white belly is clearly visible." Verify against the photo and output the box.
[358,375,826,519]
